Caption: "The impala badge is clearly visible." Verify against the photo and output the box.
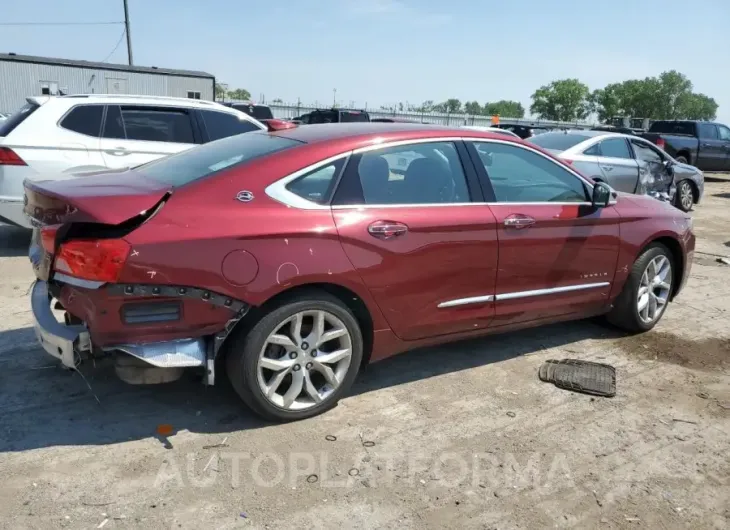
[236,191,254,202]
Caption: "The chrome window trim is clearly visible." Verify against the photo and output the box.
[265,136,624,210]
[265,152,352,210]
[438,282,610,308]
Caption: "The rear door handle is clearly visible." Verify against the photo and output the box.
[368,221,408,239]
[503,214,535,229]
[106,147,129,156]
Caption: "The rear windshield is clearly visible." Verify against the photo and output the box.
[0,102,39,137]
[527,132,591,151]
[137,132,301,188]
[648,121,695,136]
[231,104,274,121]
[340,111,369,123]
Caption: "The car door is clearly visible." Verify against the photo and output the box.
[466,139,621,328]
[717,124,730,171]
[99,105,200,169]
[591,137,640,193]
[696,123,724,171]
[330,139,500,341]
[628,138,674,197]
[55,104,108,172]
[197,109,264,142]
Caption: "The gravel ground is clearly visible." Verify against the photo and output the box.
[1,179,729,530]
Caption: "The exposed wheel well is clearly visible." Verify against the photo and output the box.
[648,236,684,301]
[675,150,691,164]
[223,283,374,368]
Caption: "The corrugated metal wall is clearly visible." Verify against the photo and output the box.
[0,61,214,114]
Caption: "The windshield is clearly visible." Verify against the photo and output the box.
[528,132,591,151]
[137,132,301,187]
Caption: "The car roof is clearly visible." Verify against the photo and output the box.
[270,122,518,145]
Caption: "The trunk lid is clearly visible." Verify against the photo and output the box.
[25,168,171,282]
[23,168,171,226]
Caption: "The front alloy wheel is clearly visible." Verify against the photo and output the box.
[257,310,352,410]
[676,180,694,212]
[636,254,672,325]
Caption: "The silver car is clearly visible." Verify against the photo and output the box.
[528,130,704,212]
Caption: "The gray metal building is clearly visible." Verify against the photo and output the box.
[0,53,215,114]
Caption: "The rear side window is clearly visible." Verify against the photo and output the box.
[286,159,346,204]
[697,123,718,139]
[0,102,39,137]
[137,132,301,188]
[120,107,195,143]
[648,121,695,136]
[528,132,591,151]
[231,104,274,120]
[201,110,261,141]
[340,111,369,123]
[60,105,104,137]
[598,138,632,159]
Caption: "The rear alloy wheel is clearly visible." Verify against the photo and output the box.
[675,180,694,212]
[226,293,363,421]
[606,243,674,332]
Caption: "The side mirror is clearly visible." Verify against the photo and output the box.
[592,182,612,208]
[663,159,675,175]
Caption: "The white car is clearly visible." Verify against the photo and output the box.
[461,125,521,139]
[0,95,266,228]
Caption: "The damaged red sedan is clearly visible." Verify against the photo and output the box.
[26,123,695,422]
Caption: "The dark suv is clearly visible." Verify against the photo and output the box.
[221,102,274,121]
[297,108,370,124]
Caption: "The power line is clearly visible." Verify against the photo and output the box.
[101,29,127,63]
[0,21,123,26]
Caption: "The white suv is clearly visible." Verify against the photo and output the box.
[0,94,266,228]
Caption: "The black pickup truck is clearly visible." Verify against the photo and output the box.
[642,120,730,171]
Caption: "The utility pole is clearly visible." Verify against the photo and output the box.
[123,0,133,65]
[333,88,336,107]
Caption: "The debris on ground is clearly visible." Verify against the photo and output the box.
[717,257,730,266]
[202,436,229,449]
[539,359,616,397]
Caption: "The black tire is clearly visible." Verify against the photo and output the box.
[674,180,694,212]
[606,243,674,333]
[225,291,363,422]
[675,155,689,164]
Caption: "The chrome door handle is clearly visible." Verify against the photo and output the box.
[368,221,408,239]
[503,214,535,229]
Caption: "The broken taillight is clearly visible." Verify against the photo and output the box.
[0,147,26,166]
[53,238,131,283]
[40,225,60,253]
[655,138,666,150]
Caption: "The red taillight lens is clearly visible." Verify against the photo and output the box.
[0,147,27,166]
[655,138,665,149]
[54,238,131,282]
[40,225,60,253]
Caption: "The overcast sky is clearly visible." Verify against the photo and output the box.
[2,0,729,123]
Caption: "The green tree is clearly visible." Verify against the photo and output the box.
[412,100,434,112]
[444,98,462,113]
[588,84,623,122]
[227,88,251,101]
[530,79,591,121]
[482,100,525,118]
[215,83,227,100]
[464,101,482,115]
[675,92,718,120]
[271,98,283,105]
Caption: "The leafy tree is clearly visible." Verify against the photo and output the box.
[227,88,251,101]
[215,83,227,100]
[482,100,525,118]
[588,84,623,122]
[530,79,591,121]
[675,92,718,120]
[444,98,462,113]
[271,98,283,104]
[464,101,482,115]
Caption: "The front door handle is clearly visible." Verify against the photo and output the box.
[503,214,535,229]
[368,221,408,239]
[600,165,614,172]
[701,143,712,148]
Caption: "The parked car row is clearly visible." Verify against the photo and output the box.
[0,95,268,227]
[26,122,694,422]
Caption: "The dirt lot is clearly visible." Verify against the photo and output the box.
[1,179,729,530]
